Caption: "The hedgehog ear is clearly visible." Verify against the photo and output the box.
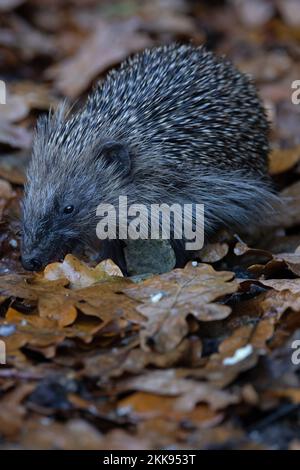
[100,141,131,175]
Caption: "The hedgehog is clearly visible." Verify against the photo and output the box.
[21,43,278,272]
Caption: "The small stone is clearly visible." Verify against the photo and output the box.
[124,239,176,275]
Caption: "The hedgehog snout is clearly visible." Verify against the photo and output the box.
[21,256,43,271]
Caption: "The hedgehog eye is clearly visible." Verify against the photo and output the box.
[63,205,74,214]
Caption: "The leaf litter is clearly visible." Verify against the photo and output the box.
[0,0,300,451]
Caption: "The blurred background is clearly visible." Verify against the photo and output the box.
[1,1,300,451]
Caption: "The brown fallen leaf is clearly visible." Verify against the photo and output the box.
[250,251,300,278]
[47,18,151,98]
[3,306,107,360]
[38,295,77,327]
[117,392,223,426]
[0,269,139,326]
[82,338,201,381]
[269,145,300,175]
[197,242,229,263]
[0,383,34,439]
[260,278,300,293]
[73,285,142,323]
[259,289,300,320]
[233,238,300,278]
[1,0,300,450]
[218,322,273,356]
[268,388,300,404]
[117,369,239,411]
[44,254,123,288]
[274,252,300,277]
[19,418,151,450]
[120,337,202,371]
[124,263,238,353]
[0,179,14,200]
[189,319,274,388]
[4,308,67,358]
[0,274,69,300]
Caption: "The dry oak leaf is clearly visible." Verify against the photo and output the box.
[259,289,300,320]
[3,307,105,361]
[186,320,273,388]
[124,263,238,353]
[274,252,300,277]
[4,308,67,358]
[219,320,274,356]
[0,270,139,325]
[0,179,15,200]
[269,145,300,175]
[250,251,300,278]
[117,369,239,411]
[0,273,69,300]
[73,284,142,324]
[38,295,77,327]
[117,392,223,427]
[260,278,300,294]
[83,339,194,380]
[233,241,300,277]
[44,254,123,289]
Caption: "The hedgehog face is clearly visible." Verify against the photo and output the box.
[21,134,132,271]
[21,175,94,270]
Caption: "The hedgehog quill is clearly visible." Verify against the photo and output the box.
[21,44,279,272]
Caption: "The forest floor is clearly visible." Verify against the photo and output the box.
[0,0,300,449]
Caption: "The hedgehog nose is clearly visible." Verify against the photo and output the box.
[21,256,43,271]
